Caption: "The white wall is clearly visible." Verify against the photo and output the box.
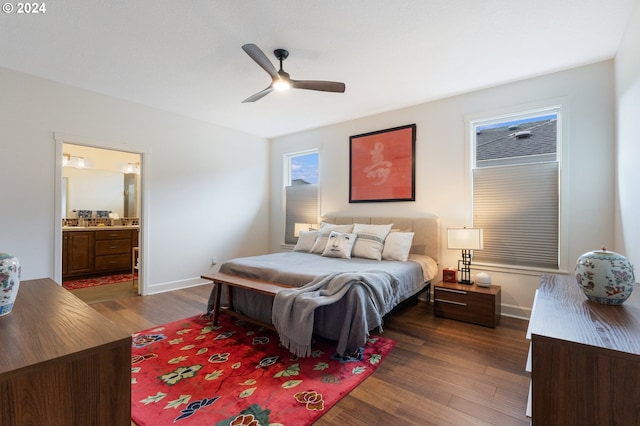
[615,0,640,270]
[270,61,616,318]
[0,67,270,294]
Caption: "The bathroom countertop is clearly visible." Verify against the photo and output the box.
[62,225,139,231]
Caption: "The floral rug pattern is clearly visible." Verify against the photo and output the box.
[131,314,396,426]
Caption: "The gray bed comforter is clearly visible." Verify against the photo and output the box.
[206,252,428,355]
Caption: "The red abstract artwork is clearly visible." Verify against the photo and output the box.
[349,124,416,202]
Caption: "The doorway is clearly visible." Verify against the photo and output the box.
[54,137,145,303]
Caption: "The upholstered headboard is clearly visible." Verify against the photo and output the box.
[321,214,440,264]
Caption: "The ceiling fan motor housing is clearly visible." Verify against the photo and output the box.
[274,49,289,61]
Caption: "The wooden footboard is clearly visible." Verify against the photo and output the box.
[201,272,293,330]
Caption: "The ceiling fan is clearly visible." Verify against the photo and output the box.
[241,43,346,103]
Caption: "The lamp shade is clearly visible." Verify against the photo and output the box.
[447,228,484,250]
[293,223,318,237]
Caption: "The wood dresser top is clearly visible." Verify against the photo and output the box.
[529,274,640,356]
[0,278,131,376]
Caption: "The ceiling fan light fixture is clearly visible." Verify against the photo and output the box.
[273,79,291,91]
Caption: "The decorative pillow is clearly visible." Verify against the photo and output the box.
[351,223,393,261]
[382,231,415,261]
[310,223,355,254]
[321,231,356,259]
[293,230,318,252]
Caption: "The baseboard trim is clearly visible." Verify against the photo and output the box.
[145,277,212,295]
[501,302,532,320]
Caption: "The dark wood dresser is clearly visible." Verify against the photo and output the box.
[526,274,640,425]
[0,278,131,425]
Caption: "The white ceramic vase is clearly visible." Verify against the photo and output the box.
[0,252,21,316]
[575,248,635,305]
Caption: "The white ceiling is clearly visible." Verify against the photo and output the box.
[1,0,636,138]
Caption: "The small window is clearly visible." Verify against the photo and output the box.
[471,108,560,269]
[284,150,319,245]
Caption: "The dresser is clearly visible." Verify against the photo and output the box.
[434,280,501,327]
[0,278,131,425]
[526,274,640,425]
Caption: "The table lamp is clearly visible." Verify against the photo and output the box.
[448,227,483,284]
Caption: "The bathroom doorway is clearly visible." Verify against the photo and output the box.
[54,138,145,303]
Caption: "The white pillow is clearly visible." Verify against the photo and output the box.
[293,230,318,252]
[351,223,393,261]
[310,223,355,254]
[321,231,356,259]
[382,231,414,261]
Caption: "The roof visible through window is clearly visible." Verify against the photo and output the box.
[475,113,557,166]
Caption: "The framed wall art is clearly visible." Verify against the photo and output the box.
[349,124,416,203]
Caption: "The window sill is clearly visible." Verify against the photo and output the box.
[473,262,569,277]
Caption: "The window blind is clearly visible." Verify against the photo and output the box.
[472,161,559,269]
[284,184,318,245]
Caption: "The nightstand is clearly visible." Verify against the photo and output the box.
[434,280,501,327]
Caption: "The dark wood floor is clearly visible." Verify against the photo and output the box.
[89,284,531,426]
[69,280,138,304]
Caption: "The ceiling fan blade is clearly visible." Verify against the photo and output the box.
[291,80,346,93]
[242,86,274,103]
[242,44,279,80]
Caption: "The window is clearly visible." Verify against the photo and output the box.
[284,150,319,245]
[471,107,561,270]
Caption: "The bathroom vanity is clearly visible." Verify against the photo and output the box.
[62,226,139,279]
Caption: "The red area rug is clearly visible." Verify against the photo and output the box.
[63,272,137,290]
[131,314,396,426]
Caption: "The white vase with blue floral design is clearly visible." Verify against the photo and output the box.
[575,247,635,305]
[0,252,21,316]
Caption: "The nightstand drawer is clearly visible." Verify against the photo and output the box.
[434,281,501,327]
[434,295,495,327]
[435,287,495,307]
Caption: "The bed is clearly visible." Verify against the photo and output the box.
[206,215,440,357]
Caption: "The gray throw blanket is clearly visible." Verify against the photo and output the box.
[272,271,398,357]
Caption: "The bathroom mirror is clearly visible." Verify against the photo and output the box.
[63,167,138,218]
[62,143,141,220]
